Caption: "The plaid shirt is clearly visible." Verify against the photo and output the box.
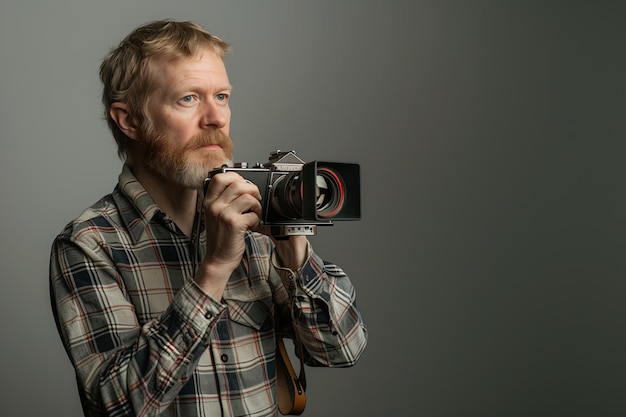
[50,164,367,417]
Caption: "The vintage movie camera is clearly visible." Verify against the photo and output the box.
[205,150,360,236]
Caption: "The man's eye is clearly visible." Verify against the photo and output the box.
[216,93,228,101]
[180,95,195,103]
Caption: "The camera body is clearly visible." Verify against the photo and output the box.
[205,150,360,235]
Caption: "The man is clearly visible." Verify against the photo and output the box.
[50,20,367,417]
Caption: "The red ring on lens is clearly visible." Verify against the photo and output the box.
[316,167,345,218]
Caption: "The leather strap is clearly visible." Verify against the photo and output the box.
[276,335,306,415]
[275,311,306,415]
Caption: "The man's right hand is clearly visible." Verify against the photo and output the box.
[194,172,262,300]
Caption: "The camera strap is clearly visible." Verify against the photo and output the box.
[275,315,306,415]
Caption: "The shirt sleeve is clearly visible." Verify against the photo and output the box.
[271,243,368,368]
[49,231,225,417]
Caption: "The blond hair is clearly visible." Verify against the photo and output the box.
[99,20,231,161]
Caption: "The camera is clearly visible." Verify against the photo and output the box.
[205,150,360,236]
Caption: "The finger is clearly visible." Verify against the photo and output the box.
[205,191,262,231]
[205,172,262,203]
[204,172,240,199]
[241,210,262,229]
[228,192,262,217]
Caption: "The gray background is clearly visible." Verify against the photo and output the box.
[1,1,625,416]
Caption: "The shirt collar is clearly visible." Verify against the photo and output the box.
[114,163,165,243]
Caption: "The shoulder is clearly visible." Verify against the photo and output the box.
[55,192,125,249]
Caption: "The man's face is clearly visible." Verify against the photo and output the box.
[138,48,234,188]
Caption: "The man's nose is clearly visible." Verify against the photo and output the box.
[201,100,229,128]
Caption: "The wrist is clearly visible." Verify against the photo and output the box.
[272,235,309,271]
[193,261,233,301]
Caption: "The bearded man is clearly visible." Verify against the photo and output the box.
[49,20,367,417]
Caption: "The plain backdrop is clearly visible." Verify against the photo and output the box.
[1,1,625,416]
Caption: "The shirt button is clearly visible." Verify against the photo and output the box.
[221,354,228,362]
[205,311,212,319]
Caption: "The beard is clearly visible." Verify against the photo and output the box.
[138,123,234,188]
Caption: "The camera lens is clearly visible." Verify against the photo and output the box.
[314,168,345,218]
[270,173,304,219]
[270,167,346,220]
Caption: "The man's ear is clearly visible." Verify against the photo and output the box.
[109,103,139,140]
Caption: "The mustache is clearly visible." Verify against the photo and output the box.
[186,130,232,150]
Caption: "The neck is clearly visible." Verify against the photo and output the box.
[131,164,200,237]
